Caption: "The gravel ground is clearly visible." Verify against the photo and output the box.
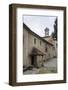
[23,58,57,75]
[44,58,57,68]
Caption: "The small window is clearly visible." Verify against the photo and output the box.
[45,44,48,52]
[34,38,36,44]
[40,41,41,45]
[53,47,55,50]
[45,47,48,52]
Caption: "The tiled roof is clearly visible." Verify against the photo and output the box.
[30,47,46,56]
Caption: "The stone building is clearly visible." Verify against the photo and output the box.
[23,23,57,69]
[43,28,57,57]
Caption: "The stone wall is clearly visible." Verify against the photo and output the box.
[23,27,57,67]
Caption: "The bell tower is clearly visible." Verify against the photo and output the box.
[44,27,49,37]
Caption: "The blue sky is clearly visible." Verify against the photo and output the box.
[23,15,57,37]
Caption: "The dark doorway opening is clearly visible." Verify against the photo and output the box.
[31,56,34,65]
[31,56,37,67]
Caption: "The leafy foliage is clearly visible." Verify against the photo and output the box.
[51,18,57,40]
